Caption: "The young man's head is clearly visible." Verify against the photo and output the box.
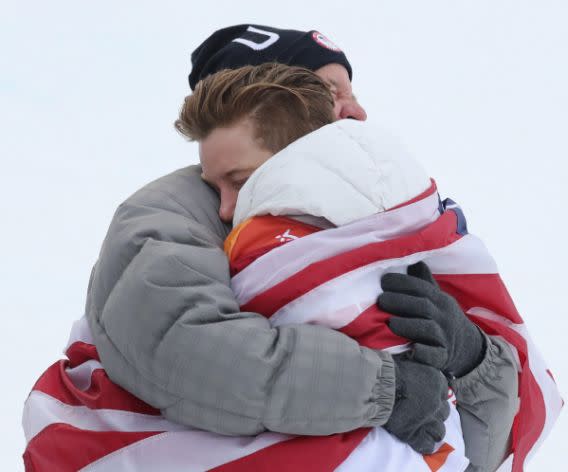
[175,63,336,223]
[189,24,367,122]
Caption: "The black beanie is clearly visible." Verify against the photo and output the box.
[189,24,352,90]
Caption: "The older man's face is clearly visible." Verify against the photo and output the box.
[315,63,367,121]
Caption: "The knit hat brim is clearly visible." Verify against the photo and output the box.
[189,24,352,90]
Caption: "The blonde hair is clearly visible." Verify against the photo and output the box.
[175,63,335,153]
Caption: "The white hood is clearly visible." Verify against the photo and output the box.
[233,120,431,227]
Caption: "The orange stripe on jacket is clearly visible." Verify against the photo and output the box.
[224,215,322,276]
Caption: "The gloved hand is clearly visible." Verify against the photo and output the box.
[384,354,450,454]
[378,261,486,378]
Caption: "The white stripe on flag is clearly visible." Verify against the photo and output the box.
[65,315,95,350]
[231,190,441,305]
[22,390,188,443]
[334,405,468,472]
[423,235,498,275]
[66,359,104,391]
[335,427,431,472]
[80,429,291,472]
[268,236,498,330]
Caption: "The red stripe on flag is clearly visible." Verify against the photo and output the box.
[511,365,547,472]
[33,360,159,415]
[242,211,461,317]
[435,274,523,324]
[209,428,371,472]
[389,179,437,211]
[66,341,101,367]
[230,244,288,277]
[436,274,546,472]
[339,305,408,350]
[23,423,161,472]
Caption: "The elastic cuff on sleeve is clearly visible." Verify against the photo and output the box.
[367,350,396,426]
[450,333,512,402]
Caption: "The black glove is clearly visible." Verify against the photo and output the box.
[378,261,486,378]
[384,354,450,454]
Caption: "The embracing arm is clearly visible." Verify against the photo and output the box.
[379,262,518,471]
[86,166,395,436]
[453,334,518,472]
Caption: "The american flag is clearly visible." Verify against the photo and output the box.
[23,184,562,471]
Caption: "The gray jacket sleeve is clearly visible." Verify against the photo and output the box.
[452,334,519,472]
[86,165,396,436]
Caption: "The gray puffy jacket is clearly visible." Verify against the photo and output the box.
[86,165,518,471]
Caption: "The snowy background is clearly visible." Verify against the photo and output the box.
[1,1,566,470]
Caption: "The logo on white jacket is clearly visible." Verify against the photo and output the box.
[275,229,299,243]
